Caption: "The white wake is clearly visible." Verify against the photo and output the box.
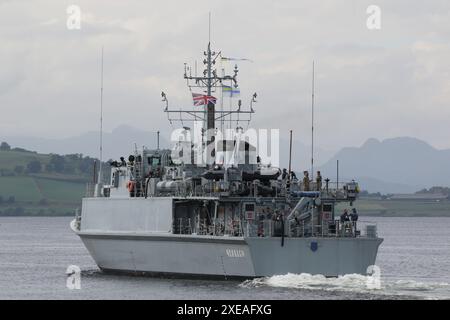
[240,273,450,298]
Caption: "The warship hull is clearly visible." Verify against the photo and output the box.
[73,226,382,278]
[69,40,386,280]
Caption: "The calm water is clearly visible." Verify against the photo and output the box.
[0,216,449,300]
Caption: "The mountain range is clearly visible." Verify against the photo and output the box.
[2,127,449,193]
[318,137,450,193]
[2,125,167,162]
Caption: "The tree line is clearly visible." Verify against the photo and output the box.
[0,141,101,178]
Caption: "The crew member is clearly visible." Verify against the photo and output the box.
[340,209,350,223]
[350,208,359,222]
[303,171,310,191]
[316,171,322,191]
[290,171,297,180]
[281,168,288,180]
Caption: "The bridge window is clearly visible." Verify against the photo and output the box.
[148,156,161,166]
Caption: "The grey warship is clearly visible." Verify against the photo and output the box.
[71,40,383,279]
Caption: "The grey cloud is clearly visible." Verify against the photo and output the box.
[0,0,449,151]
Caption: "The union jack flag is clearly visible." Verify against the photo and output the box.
[192,93,217,106]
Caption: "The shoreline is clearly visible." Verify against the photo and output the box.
[1,213,449,218]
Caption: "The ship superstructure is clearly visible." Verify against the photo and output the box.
[71,40,382,278]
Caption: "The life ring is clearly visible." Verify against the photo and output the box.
[127,181,135,192]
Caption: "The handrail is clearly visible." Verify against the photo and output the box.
[171,215,379,239]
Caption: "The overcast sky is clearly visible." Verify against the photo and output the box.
[1,0,449,152]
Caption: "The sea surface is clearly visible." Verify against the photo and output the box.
[0,216,449,300]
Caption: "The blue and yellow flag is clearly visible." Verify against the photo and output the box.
[223,85,240,97]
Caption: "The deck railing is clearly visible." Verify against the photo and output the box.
[172,216,377,239]
[85,182,95,197]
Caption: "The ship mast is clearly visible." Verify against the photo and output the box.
[205,41,215,148]
[311,61,315,181]
[162,22,255,166]
[206,13,214,137]
[98,47,104,188]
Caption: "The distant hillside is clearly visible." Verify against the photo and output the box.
[319,137,450,193]
[354,176,418,194]
[278,136,335,170]
[0,144,104,216]
[3,130,450,195]
[3,125,168,161]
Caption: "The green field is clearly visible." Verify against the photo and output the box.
[34,177,85,202]
[0,150,49,171]
[0,176,85,216]
[0,147,99,216]
[0,176,42,202]
[0,176,84,202]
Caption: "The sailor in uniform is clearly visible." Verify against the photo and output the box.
[303,171,310,191]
